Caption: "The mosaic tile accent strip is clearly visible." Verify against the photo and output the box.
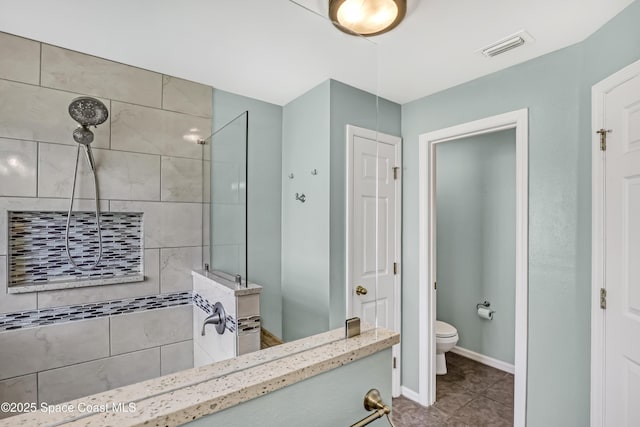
[193,291,236,333]
[8,211,144,289]
[0,291,191,332]
[237,315,261,336]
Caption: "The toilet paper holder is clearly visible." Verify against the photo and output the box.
[476,300,491,310]
[476,300,496,319]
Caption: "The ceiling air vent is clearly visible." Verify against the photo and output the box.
[479,30,534,58]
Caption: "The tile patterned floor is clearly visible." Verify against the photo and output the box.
[392,352,514,426]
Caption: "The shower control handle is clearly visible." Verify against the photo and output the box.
[201,302,226,335]
[355,285,368,296]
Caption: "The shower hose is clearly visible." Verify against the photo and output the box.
[65,143,103,270]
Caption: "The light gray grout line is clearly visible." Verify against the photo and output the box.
[111,98,213,120]
[159,339,162,373]
[109,198,203,205]
[147,245,203,250]
[159,155,163,202]
[156,246,163,294]
[108,310,112,356]
[38,42,42,86]
[108,99,112,150]
[160,74,165,110]
[0,75,210,120]
[0,130,209,162]
[39,41,163,80]
[35,141,39,198]
[40,139,201,161]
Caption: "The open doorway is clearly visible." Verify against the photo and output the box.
[417,109,529,426]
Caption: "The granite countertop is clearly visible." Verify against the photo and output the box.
[2,326,399,427]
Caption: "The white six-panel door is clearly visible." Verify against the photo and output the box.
[347,125,401,396]
[603,68,640,427]
[592,59,640,427]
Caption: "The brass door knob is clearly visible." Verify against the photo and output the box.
[355,285,368,296]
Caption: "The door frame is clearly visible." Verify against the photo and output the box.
[417,109,529,427]
[590,58,640,427]
[345,124,402,397]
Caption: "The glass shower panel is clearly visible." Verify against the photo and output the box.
[204,111,248,285]
[200,0,384,347]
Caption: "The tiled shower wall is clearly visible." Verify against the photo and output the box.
[0,31,211,413]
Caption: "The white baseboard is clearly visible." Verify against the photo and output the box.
[450,346,515,374]
[401,386,422,404]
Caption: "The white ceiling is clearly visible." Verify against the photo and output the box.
[0,0,634,105]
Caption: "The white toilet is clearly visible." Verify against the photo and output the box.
[435,320,459,375]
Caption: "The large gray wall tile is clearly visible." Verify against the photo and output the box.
[0,80,110,148]
[38,143,160,201]
[161,156,203,202]
[0,138,37,197]
[0,374,37,419]
[0,318,110,380]
[160,340,193,375]
[36,249,160,309]
[0,255,37,314]
[41,45,162,108]
[111,102,210,159]
[160,247,201,293]
[37,348,160,405]
[0,32,40,84]
[110,305,192,355]
[0,197,108,256]
[162,76,212,118]
[109,201,202,248]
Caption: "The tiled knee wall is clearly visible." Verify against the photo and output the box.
[0,291,257,418]
[0,295,194,419]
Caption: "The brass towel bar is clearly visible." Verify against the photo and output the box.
[350,389,395,427]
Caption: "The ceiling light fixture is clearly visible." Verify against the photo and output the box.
[329,0,406,37]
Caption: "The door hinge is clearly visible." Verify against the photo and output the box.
[393,262,398,275]
[600,288,607,309]
[393,356,397,369]
[393,166,400,180]
[596,129,612,151]
[434,281,437,290]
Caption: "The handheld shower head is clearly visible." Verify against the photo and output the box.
[69,96,109,128]
[72,126,94,145]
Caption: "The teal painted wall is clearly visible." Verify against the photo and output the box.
[400,2,640,425]
[213,80,400,342]
[185,348,392,427]
[329,79,402,329]
[281,79,401,340]
[436,130,516,364]
[281,81,331,341]
[212,89,284,337]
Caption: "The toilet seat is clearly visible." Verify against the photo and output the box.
[435,320,457,338]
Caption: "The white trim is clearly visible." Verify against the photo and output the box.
[590,58,640,427]
[450,346,515,375]
[401,386,421,403]
[345,124,403,398]
[418,109,529,427]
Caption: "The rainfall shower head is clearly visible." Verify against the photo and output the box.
[69,96,109,128]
